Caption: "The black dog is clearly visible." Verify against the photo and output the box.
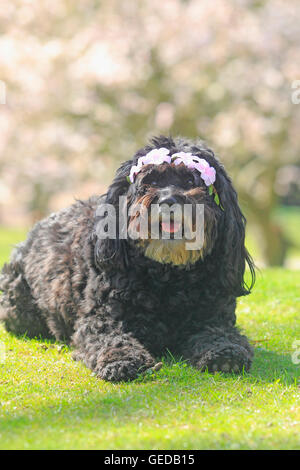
[0,136,255,381]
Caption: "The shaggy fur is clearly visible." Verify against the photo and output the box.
[0,136,255,382]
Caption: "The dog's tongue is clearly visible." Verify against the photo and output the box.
[161,220,180,233]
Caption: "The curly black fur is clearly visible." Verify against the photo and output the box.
[0,136,255,381]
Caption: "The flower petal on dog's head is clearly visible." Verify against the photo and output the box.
[139,148,171,166]
[129,147,216,188]
[129,148,171,183]
[129,164,141,183]
[199,166,216,186]
[172,152,205,170]
[194,158,210,171]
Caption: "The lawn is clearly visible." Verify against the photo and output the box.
[0,227,299,450]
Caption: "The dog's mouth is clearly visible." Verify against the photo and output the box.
[158,212,184,238]
[129,203,206,266]
[160,220,181,234]
[128,203,196,241]
[136,209,204,266]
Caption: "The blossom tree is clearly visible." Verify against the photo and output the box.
[0,0,299,264]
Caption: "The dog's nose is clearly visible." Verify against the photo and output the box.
[159,195,178,206]
[158,187,180,206]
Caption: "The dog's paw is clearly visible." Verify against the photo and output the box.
[95,347,155,382]
[96,358,154,382]
[195,344,252,374]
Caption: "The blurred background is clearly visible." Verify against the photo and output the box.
[0,0,299,268]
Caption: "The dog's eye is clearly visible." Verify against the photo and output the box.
[186,179,194,187]
[149,181,158,186]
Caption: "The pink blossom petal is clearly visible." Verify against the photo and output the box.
[138,154,154,165]
[200,166,216,185]
[172,152,204,169]
[138,148,170,166]
[129,164,141,183]
[145,147,170,159]
[129,148,216,187]
[194,159,210,172]
[171,151,192,160]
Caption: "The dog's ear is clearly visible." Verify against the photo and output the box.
[215,173,255,296]
[93,160,132,271]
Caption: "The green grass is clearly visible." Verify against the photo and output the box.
[0,228,299,450]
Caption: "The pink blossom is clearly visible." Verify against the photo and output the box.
[128,147,216,187]
[194,158,210,172]
[171,151,216,185]
[129,148,171,182]
[138,147,171,166]
[129,164,142,183]
[199,165,216,186]
[172,152,201,169]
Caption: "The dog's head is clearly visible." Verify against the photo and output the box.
[93,136,255,296]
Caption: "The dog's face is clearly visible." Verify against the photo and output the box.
[95,136,255,296]
[126,162,218,266]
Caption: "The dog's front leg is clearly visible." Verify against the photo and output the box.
[72,313,155,382]
[178,325,254,373]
